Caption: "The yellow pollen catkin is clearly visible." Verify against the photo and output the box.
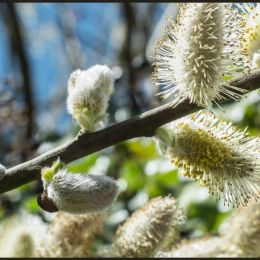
[155,111,260,207]
[171,123,235,181]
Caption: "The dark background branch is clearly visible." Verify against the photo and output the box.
[5,3,35,140]
[120,3,140,114]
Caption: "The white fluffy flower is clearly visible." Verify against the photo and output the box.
[155,111,260,207]
[67,65,114,132]
[152,3,249,108]
[41,163,119,214]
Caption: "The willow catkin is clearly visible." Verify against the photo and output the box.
[222,199,260,257]
[41,164,119,214]
[152,3,249,108]
[112,196,185,257]
[154,111,260,207]
[36,211,107,257]
[0,214,47,257]
[67,65,114,132]
[156,200,260,257]
[155,236,225,258]
[236,3,260,67]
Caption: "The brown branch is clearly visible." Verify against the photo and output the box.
[0,70,260,193]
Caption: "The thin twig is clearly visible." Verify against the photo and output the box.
[0,70,260,193]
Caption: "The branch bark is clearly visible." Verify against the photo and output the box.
[1,70,260,193]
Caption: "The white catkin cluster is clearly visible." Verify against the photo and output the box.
[0,164,6,180]
[154,111,260,207]
[0,214,47,257]
[36,211,107,257]
[67,64,114,132]
[112,196,185,257]
[42,168,119,214]
[152,3,250,109]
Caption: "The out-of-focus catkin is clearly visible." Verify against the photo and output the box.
[156,200,260,257]
[36,212,107,257]
[112,196,185,257]
[156,236,225,257]
[222,200,260,257]
[0,214,47,257]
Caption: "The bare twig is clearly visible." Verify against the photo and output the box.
[0,70,260,193]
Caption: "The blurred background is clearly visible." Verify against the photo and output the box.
[0,2,260,253]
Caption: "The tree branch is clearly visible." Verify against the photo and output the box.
[1,70,260,193]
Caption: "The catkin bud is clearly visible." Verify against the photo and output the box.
[67,65,114,132]
[112,196,185,257]
[41,163,119,214]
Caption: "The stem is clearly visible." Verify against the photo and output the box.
[0,69,260,193]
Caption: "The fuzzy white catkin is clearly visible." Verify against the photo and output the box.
[152,3,249,108]
[222,200,260,257]
[45,170,119,214]
[0,214,47,257]
[0,164,5,180]
[112,196,185,257]
[157,200,260,257]
[156,237,225,258]
[67,65,114,132]
[36,212,107,257]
